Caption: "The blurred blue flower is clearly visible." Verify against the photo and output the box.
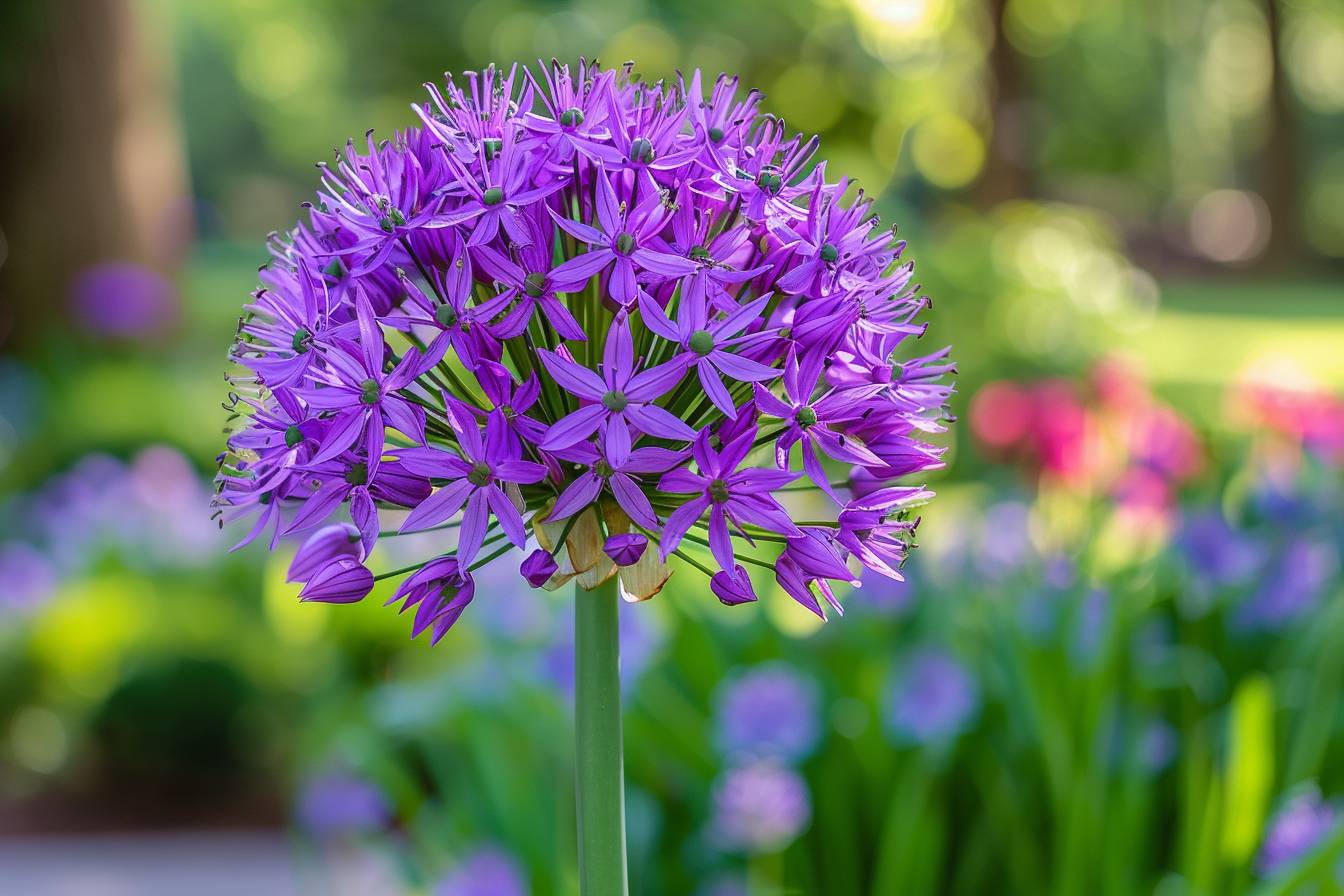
[974,500,1035,580]
[696,873,749,896]
[1238,538,1338,630]
[714,662,821,764]
[473,560,554,644]
[0,541,58,615]
[857,565,914,616]
[295,770,390,838]
[1177,511,1264,591]
[70,261,178,339]
[884,648,979,746]
[1138,718,1178,774]
[542,599,662,700]
[1259,786,1338,876]
[1071,588,1110,666]
[712,761,811,853]
[434,845,529,896]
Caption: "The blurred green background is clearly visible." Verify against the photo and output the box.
[0,0,1342,893]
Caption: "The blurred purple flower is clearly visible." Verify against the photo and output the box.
[712,762,812,853]
[1238,539,1338,630]
[1071,588,1110,666]
[974,501,1035,580]
[70,261,178,338]
[858,564,914,616]
[1139,718,1178,774]
[542,599,662,699]
[714,662,821,764]
[696,874,749,896]
[1259,787,1338,876]
[295,770,390,838]
[435,845,529,896]
[1177,511,1264,590]
[884,648,979,746]
[0,541,58,614]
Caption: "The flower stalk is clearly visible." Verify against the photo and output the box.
[574,575,628,896]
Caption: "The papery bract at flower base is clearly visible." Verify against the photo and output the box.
[213,57,951,641]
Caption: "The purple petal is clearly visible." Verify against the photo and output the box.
[539,349,607,398]
[550,472,604,521]
[539,404,607,451]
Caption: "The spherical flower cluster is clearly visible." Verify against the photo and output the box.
[214,61,952,642]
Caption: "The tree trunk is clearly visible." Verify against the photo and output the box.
[0,0,190,348]
[976,0,1031,205]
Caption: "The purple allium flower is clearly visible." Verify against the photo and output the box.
[884,648,979,746]
[295,770,390,838]
[715,662,821,763]
[712,762,812,853]
[386,556,475,644]
[659,426,801,573]
[214,60,951,641]
[1259,787,1338,876]
[395,412,547,564]
[434,845,529,896]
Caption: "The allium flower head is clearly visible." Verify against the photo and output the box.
[214,60,951,641]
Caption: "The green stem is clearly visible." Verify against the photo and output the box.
[574,575,629,896]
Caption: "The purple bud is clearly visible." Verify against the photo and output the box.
[712,564,757,606]
[603,533,647,566]
[288,523,363,583]
[299,557,374,603]
[520,548,558,587]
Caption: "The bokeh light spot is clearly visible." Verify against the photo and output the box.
[910,114,984,189]
[10,707,68,775]
[1188,189,1269,264]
